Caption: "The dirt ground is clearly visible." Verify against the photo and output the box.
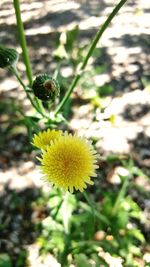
[0,0,150,266]
[1,0,150,179]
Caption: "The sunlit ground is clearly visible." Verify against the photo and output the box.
[0,0,150,266]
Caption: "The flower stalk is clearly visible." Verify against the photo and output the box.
[54,0,128,115]
[9,66,46,117]
[13,0,33,87]
[13,0,47,117]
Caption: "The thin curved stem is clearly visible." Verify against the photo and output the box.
[82,191,109,225]
[13,0,33,87]
[111,174,131,216]
[55,0,128,115]
[9,66,47,117]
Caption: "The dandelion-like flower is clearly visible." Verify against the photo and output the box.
[39,132,98,193]
[32,129,62,150]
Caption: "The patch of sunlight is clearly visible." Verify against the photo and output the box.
[46,0,80,13]
[0,78,18,92]
[27,244,61,267]
[26,25,53,36]
[93,74,110,87]
[61,66,73,78]
[79,16,105,30]
[21,2,43,11]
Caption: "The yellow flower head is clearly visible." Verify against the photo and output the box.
[39,132,98,193]
[32,129,62,150]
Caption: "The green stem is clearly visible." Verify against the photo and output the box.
[53,199,63,220]
[13,0,46,118]
[55,0,128,115]
[112,174,130,216]
[83,192,109,225]
[59,234,70,267]
[59,192,71,266]
[9,66,46,117]
[34,97,46,115]
[83,191,96,223]
[71,240,103,253]
[13,0,33,87]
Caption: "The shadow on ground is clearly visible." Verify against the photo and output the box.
[0,184,45,267]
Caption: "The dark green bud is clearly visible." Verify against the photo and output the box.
[0,45,19,69]
[32,74,60,101]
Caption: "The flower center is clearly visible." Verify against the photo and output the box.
[44,80,55,92]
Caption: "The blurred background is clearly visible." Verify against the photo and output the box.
[0,0,150,266]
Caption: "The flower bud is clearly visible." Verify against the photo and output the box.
[32,74,60,101]
[0,45,19,69]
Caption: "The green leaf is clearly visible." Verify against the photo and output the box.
[99,85,113,96]
[116,210,129,229]
[74,254,92,267]
[60,193,77,233]
[0,45,18,68]
[128,229,145,243]
[66,26,79,51]
[53,44,68,59]
[42,216,63,232]
[0,254,12,267]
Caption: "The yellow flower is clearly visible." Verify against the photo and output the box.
[39,132,98,193]
[32,129,62,150]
